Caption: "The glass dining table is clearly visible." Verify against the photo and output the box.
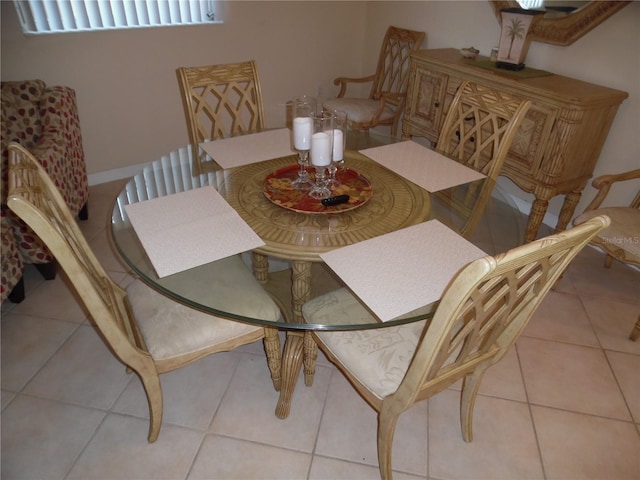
[110,131,524,419]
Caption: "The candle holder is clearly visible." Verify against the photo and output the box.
[309,111,334,200]
[291,95,317,190]
[326,109,347,188]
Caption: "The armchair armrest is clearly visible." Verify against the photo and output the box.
[333,74,376,98]
[583,169,640,211]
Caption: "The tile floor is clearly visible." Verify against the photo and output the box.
[1,180,639,480]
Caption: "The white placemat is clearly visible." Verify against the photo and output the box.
[360,140,485,192]
[320,220,486,322]
[200,128,294,169]
[124,187,264,278]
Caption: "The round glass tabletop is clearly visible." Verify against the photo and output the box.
[110,136,524,330]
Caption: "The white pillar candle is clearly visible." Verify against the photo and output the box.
[311,132,332,166]
[293,117,313,150]
[332,129,344,161]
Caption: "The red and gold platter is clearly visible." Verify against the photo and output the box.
[263,165,372,214]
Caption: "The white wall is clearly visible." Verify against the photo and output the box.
[2,1,638,218]
[1,1,368,179]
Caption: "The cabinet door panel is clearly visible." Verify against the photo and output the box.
[506,104,557,178]
[410,68,448,139]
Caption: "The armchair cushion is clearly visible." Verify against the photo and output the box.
[0,80,46,149]
[573,207,640,264]
[323,98,396,125]
[34,86,89,212]
[1,80,89,301]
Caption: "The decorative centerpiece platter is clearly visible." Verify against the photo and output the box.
[263,165,372,214]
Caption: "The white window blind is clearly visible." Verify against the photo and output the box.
[14,0,220,35]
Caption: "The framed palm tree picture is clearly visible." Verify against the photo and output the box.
[496,8,544,71]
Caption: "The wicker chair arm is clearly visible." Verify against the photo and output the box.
[333,74,376,98]
[584,168,640,211]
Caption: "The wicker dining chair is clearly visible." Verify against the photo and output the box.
[432,80,531,237]
[176,60,266,174]
[572,168,640,341]
[303,215,609,480]
[323,26,425,137]
[7,142,283,443]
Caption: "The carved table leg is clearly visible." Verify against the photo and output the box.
[303,331,317,386]
[274,260,313,419]
[556,190,582,233]
[263,327,282,391]
[525,197,549,243]
[253,252,269,284]
[275,331,304,419]
[291,260,312,322]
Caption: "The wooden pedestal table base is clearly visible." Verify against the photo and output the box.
[274,260,317,419]
[226,153,431,418]
[274,331,318,419]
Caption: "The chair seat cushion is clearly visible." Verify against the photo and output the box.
[323,98,395,125]
[304,288,426,399]
[574,207,640,264]
[127,255,281,362]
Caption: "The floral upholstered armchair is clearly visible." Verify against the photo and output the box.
[1,80,89,303]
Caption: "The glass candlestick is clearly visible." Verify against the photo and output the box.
[309,112,334,200]
[326,109,347,188]
[291,96,317,190]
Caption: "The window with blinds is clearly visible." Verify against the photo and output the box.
[14,0,220,35]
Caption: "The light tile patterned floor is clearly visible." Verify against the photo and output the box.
[1,180,639,479]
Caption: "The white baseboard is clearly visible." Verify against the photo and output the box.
[88,162,148,186]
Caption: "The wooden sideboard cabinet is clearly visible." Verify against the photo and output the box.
[402,48,628,242]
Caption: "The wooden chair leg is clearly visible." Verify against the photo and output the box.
[460,369,486,443]
[303,331,317,386]
[604,254,614,268]
[378,408,400,480]
[630,314,640,341]
[139,372,163,443]
[263,327,282,391]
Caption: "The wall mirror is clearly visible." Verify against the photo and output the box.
[489,1,630,46]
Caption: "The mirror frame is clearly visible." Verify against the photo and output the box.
[489,1,630,46]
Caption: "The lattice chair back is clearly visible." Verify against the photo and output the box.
[177,60,265,174]
[437,80,530,178]
[7,142,283,443]
[434,81,531,236]
[323,26,424,137]
[369,26,425,102]
[7,142,146,368]
[306,215,609,480]
[395,215,610,443]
